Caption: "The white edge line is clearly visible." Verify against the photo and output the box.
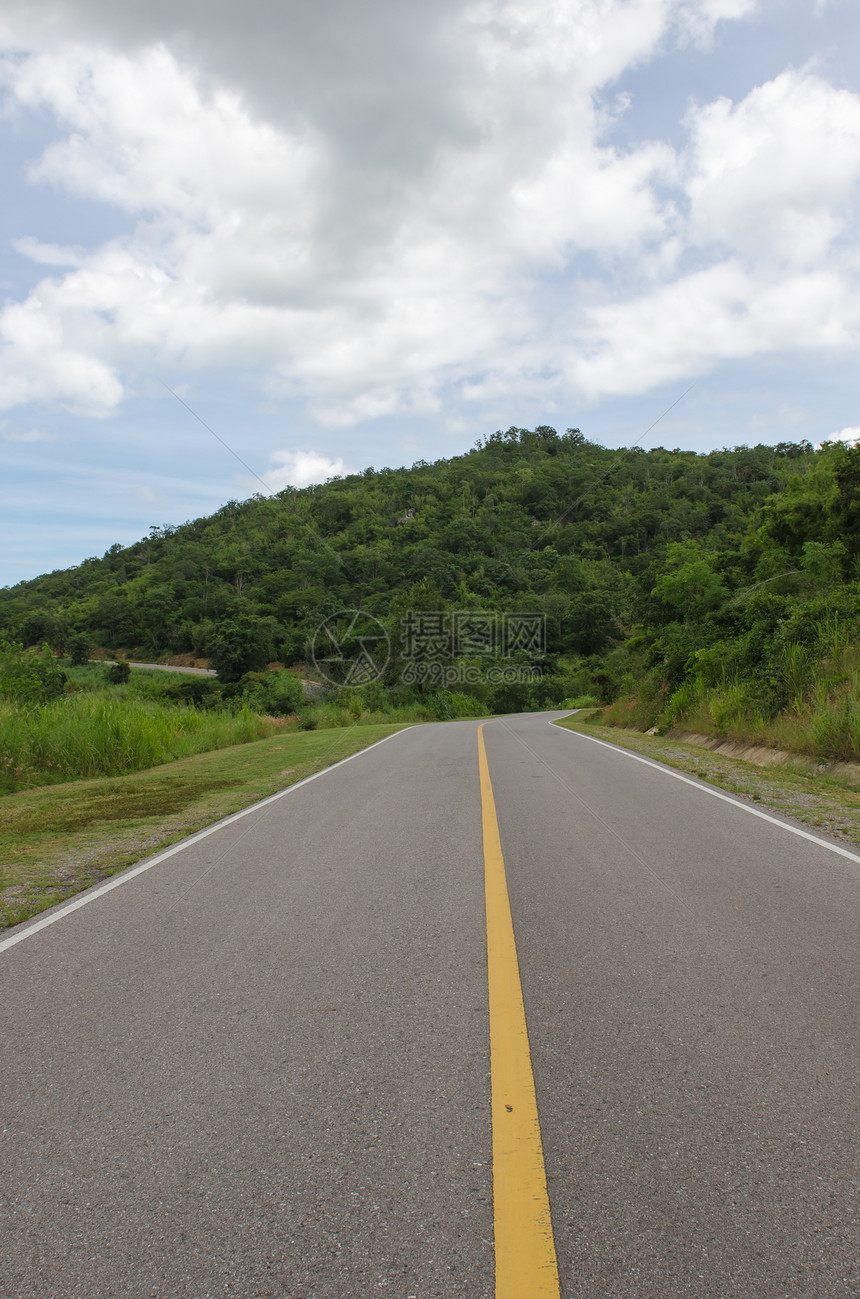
[550,717,860,870]
[0,727,410,956]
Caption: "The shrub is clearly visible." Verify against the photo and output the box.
[67,633,91,667]
[159,676,221,707]
[809,697,860,762]
[209,615,281,682]
[0,641,66,703]
[224,669,305,715]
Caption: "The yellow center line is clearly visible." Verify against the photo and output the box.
[478,723,560,1299]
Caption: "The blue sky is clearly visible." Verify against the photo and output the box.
[1,0,859,586]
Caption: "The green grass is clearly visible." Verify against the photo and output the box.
[305,693,485,729]
[1,660,488,797]
[0,722,410,930]
[606,633,860,766]
[65,662,207,695]
[0,693,278,792]
[655,666,860,764]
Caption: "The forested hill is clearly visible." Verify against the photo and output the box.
[5,425,860,739]
[0,427,803,656]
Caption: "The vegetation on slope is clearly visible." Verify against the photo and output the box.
[3,426,860,759]
[605,438,860,758]
[0,428,794,664]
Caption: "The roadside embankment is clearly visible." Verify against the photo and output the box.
[663,727,860,783]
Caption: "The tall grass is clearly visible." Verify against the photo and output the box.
[636,634,860,763]
[0,684,487,793]
[599,670,666,731]
[0,694,275,792]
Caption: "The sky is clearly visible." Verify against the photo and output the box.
[1,0,859,586]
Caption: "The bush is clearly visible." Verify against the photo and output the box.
[0,641,66,703]
[67,633,91,667]
[343,692,364,719]
[209,615,281,682]
[224,669,305,715]
[600,670,666,730]
[487,679,541,714]
[809,696,860,761]
[158,676,221,707]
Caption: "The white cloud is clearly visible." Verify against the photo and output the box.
[265,450,357,491]
[559,66,860,402]
[686,70,860,265]
[2,426,56,442]
[0,1,857,426]
[822,425,860,446]
[13,237,84,266]
[676,0,757,45]
[570,261,860,399]
[0,264,125,414]
[0,16,689,420]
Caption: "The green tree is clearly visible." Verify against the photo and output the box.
[0,641,66,702]
[209,615,281,682]
[650,543,728,625]
[67,632,91,666]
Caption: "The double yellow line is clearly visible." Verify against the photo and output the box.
[478,724,560,1298]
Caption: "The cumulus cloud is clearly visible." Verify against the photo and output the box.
[686,70,860,265]
[566,66,860,399]
[0,0,857,425]
[266,450,357,491]
[822,426,860,446]
[569,261,860,399]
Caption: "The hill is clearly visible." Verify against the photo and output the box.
[4,426,860,746]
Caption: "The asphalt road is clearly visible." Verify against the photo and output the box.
[2,713,858,1298]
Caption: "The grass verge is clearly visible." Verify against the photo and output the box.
[555,711,860,852]
[0,722,409,931]
[0,693,279,792]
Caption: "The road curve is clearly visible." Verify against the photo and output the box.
[1,713,858,1297]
